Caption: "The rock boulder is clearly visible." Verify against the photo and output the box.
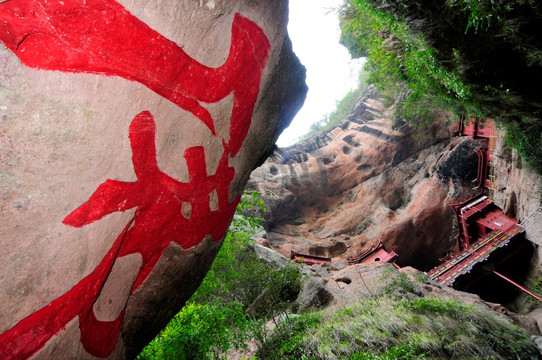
[0,0,306,358]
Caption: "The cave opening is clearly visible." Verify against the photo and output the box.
[454,237,536,306]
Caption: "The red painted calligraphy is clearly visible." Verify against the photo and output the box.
[0,0,270,358]
[0,0,269,155]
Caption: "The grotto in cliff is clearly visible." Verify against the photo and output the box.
[1,0,542,359]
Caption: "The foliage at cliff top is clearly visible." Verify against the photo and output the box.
[339,0,542,173]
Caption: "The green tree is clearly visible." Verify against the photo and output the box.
[137,302,249,360]
[138,191,302,359]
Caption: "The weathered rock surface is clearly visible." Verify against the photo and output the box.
[490,128,542,315]
[0,0,306,358]
[249,84,542,340]
[249,86,481,271]
[492,128,542,231]
[289,261,539,352]
[294,261,513,316]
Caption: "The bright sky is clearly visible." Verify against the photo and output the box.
[276,0,365,147]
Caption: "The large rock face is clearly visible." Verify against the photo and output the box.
[492,129,542,223]
[248,86,482,271]
[0,1,306,358]
[491,128,542,312]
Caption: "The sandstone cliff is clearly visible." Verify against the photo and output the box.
[249,86,489,271]
[491,127,542,312]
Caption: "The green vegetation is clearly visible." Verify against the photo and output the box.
[381,269,415,297]
[338,0,542,173]
[530,277,542,298]
[447,0,541,49]
[504,121,542,174]
[137,302,249,360]
[526,276,542,309]
[256,275,540,360]
[339,0,476,126]
[137,192,302,360]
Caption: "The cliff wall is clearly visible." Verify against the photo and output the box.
[249,86,487,271]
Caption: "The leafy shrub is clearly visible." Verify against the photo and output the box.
[233,190,267,230]
[191,233,302,321]
[504,121,542,173]
[137,192,302,359]
[526,276,542,309]
[137,302,250,360]
[339,0,476,126]
[381,268,416,297]
[447,0,541,47]
[530,277,542,298]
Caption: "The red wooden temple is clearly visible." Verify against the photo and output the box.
[348,241,398,266]
[428,117,538,302]
[290,250,331,266]
[454,116,494,140]
[429,191,525,286]
[428,198,535,303]
[454,116,496,191]
[450,193,519,251]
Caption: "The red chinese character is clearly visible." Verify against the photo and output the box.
[0,0,269,155]
[0,0,270,358]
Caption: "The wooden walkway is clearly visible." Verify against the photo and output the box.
[427,224,525,286]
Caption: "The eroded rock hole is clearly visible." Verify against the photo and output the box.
[342,134,359,146]
[336,277,352,284]
[322,157,333,165]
